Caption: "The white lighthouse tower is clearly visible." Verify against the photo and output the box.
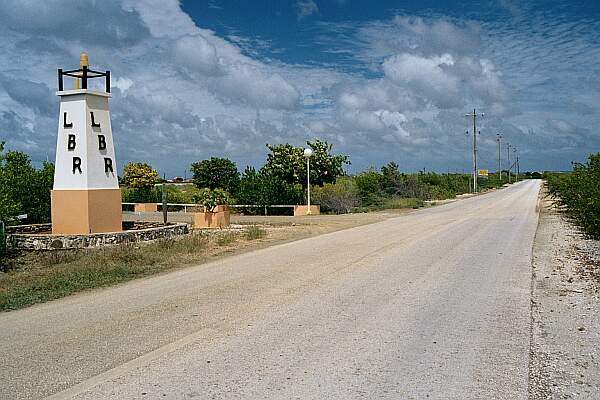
[51,53,122,234]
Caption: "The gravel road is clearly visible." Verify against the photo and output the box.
[0,180,541,399]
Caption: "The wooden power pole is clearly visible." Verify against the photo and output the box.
[465,109,484,192]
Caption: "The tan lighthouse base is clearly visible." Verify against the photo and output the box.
[51,188,122,234]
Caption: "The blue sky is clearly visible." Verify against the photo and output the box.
[1,0,599,176]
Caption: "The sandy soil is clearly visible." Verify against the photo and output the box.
[230,208,413,238]
[530,190,600,399]
[178,209,420,265]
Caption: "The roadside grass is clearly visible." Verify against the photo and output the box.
[245,226,266,240]
[383,197,424,209]
[352,197,424,213]
[216,232,238,246]
[0,227,268,312]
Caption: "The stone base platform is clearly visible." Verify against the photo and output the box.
[5,223,189,251]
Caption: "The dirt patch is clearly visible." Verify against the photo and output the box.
[529,189,600,399]
[232,209,411,228]
[201,210,415,261]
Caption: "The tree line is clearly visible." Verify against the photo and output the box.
[0,137,538,225]
[121,139,350,210]
[122,139,516,214]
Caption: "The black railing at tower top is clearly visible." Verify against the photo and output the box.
[57,66,111,93]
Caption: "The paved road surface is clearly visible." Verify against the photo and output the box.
[0,180,541,399]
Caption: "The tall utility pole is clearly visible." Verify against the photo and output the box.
[465,109,484,192]
[496,133,503,181]
[506,143,511,183]
[465,130,470,190]
[513,147,518,182]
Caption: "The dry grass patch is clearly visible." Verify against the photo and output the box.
[0,232,222,312]
[215,232,238,246]
[245,226,267,240]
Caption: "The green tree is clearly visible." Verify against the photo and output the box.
[262,139,349,188]
[0,142,19,222]
[191,157,240,194]
[354,168,384,206]
[307,140,350,186]
[29,161,54,223]
[237,167,303,208]
[0,144,54,224]
[380,162,402,196]
[121,162,158,189]
[261,143,304,186]
[121,162,159,203]
[236,167,263,206]
[0,190,18,223]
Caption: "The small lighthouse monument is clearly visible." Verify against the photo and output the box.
[51,53,122,234]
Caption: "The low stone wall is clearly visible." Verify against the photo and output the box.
[6,223,52,234]
[122,221,175,230]
[6,223,189,251]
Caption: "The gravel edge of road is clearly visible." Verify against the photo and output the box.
[529,189,600,399]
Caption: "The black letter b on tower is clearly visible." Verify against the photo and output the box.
[98,135,106,150]
[68,134,76,150]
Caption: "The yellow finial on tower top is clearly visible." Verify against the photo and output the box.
[75,52,89,89]
[79,52,89,68]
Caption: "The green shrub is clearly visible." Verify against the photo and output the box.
[121,184,203,205]
[192,188,231,212]
[236,167,303,208]
[546,154,600,239]
[163,184,202,204]
[121,186,157,203]
[353,163,473,206]
[311,177,360,214]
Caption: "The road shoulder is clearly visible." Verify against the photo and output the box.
[529,190,600,398]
